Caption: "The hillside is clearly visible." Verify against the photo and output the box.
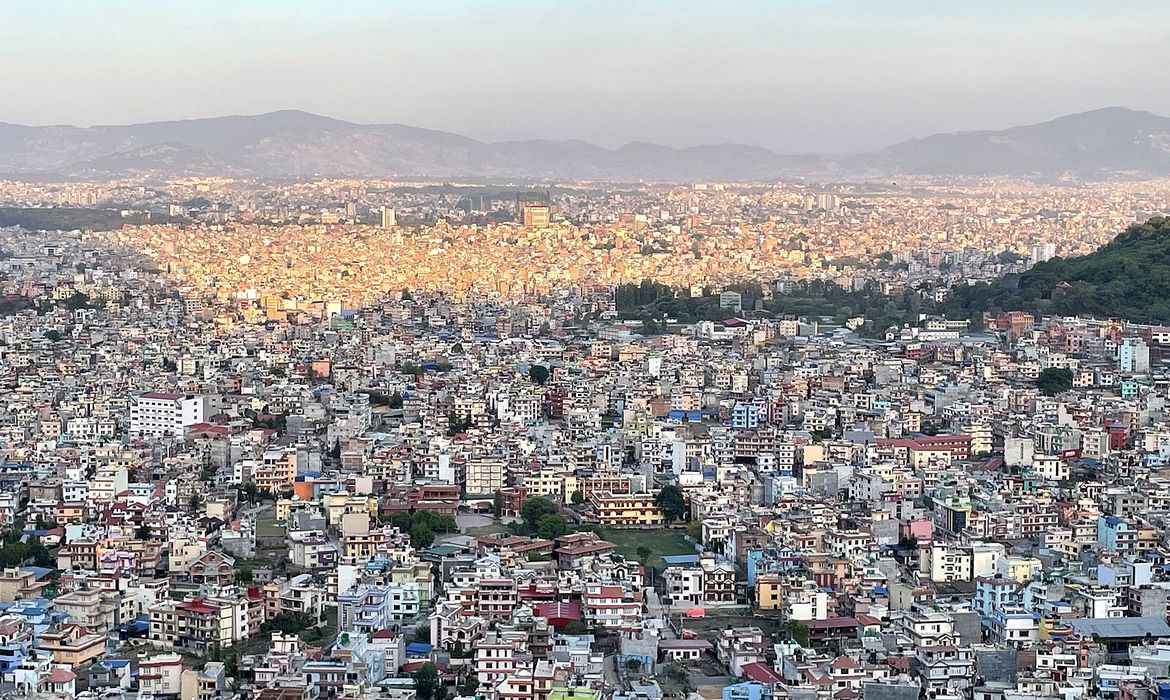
[2,107,1170,181]
[858,107,1170,177]
[943,216,1170,323]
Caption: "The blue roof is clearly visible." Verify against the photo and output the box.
[405,642,433,655]
[661,555,701,565]
[104,659,131,668]
[24,567,54,580]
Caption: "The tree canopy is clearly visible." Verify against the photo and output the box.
[655,485,687,524]
[528,364,550,386]
[1036,367,1074,396]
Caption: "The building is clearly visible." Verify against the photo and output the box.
[129,392,206,438]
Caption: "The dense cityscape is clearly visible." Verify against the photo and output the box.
[0,169,1167,700]
[6,2,1170,700]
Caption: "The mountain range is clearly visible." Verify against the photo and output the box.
[2,106,1170,181]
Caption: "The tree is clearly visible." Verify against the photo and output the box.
[460,677,480,696]
[570,489,585,505]
[782,620,810,647]
[537,514,567,539]
[492,491,505,517]
[635,545,652,563]
[520,497,559,530]
[188,493,203,513]
[135,523,152,540]
[528,364,550,386]
[44,330,61,342]
[1036,367,1074,396]
[261,612,315,634]
[410,524,435,548]
[561,620,589,635]
[412,662,443,700]
[655,485,686,524]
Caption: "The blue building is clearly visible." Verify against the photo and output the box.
[731,404,760,430]
[723,682,770,700]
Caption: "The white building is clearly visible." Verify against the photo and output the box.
[129,392,206,438]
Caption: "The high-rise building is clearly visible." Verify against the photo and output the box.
[815,193,841,212]
[1031,242,1056,265]
[522,205,550,228]
[516,191,551,227]
[380,207,396,228]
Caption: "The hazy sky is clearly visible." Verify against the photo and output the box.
[3,1,1169,153]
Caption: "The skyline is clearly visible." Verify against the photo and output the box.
[3,1,1169,153]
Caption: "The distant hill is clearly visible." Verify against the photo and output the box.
[943,216,1170,323]
[2,107,1170,181]
[855,107,1170,177]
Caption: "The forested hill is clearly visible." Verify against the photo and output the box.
[944,216,1170,324]
[614,217,1170,332]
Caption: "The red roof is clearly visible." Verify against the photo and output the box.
[807,617,859,630]
[741,662,782,684]
[141,391,183,400]
[534,601,582,625]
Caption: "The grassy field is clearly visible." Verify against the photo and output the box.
[255,516,286,539]
[464,521,511,537]
[591,526,696,569]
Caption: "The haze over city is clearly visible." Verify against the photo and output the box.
[3,1,1170,152]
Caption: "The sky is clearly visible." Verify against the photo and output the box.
[2,1,1169,153]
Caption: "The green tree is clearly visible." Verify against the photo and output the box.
[44,330,61,342]
[561,620,589,635]
[537,514,567,539]
[1036,367,1074,396]
[492,491,505,517]
[520,497,559,530]
[570,489,585,505]
[412,662,443,700]
[188,493,203,513]
[135,523,152,540]
[635,545,652,563]
[528,364,550,386]
[410,524,436,548]
[655,485,686,524]
[782,619,810,647]
[261,612,315,634]
[460,677,480,696]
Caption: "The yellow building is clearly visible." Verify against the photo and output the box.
[588,491,664,528]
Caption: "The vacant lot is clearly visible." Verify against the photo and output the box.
[592,526,696,569]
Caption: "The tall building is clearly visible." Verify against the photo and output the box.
[815,193,841,212]
[1031,242,1056,265]
[517,191,551,227]
[380,207,396,228]
[129,392,206,438]
[522,205,551,228]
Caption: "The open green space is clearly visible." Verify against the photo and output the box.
[591,526,695,569]
[255,516,286,539]
[464,521,510,537]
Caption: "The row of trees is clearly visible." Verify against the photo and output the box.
[379,509,457,548]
